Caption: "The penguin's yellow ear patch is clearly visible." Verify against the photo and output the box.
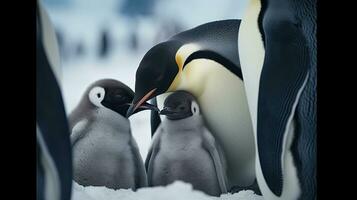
[175,54,184,71]
[175,43,201,71]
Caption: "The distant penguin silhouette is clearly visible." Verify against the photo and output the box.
[68,79,157,190]
[74,41,85,57]
[145,91,228,196]
[129,29,138,51]
[98,28,111,58]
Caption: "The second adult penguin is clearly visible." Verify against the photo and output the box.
[145,91,228,196]
[69,79,156,190]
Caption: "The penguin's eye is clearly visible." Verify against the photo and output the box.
[191,101,199,115]
[97,93,101,98]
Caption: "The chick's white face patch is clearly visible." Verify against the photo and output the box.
[191,101,200,115]
[89,86,105,107]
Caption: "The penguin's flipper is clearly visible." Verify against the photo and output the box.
[202,127,228,193]
[144,148,151,172]
[129,136,148,188]
[257,31,310,195]
[150,97,161,137]
[70,119,88,146]
[145,126,163,186]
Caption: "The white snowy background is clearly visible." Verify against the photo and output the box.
[72,181,263,200]
[42,0,263,199]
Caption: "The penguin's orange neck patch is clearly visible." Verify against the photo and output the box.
[175,53,184,72]
[175,43,201,70]
[168,44,201,92]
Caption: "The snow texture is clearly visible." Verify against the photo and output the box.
[72,181,264,200]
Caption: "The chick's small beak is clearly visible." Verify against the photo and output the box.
[159,107,177,115]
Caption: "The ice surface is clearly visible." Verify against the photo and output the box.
[72,181,264,200]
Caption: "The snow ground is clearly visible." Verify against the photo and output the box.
[72,181,264,200]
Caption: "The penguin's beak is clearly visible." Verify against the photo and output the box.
[126,88,158,117]
[136,102,159,113]
[159,107,177,115]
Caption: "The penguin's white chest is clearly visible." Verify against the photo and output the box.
[158,59,256,187]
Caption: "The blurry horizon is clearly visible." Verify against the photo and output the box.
[42,0,248,159]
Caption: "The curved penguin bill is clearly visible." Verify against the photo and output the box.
[100,92,159,117]
[126,19,243,119]
[126,40,182,118]
[239,0,316,198]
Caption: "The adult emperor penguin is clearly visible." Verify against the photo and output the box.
[68,79,154,190]
[126,19,256,189]
[238,0,316,199]
[37,1,72,200]
[146,91,228,196]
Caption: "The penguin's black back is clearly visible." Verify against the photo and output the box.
[171,19,243,79]
[288,0,317,199]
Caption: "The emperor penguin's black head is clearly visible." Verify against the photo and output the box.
[126,40,182,117]
[83,79,156,117]
[126,20,243,118]
[159,91,200,120]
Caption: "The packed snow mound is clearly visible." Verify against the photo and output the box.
[72,181,264,200]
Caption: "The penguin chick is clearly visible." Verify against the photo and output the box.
[145,91,228,196]
[68,79,156,190]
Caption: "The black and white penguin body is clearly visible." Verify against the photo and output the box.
[127,20,256,189]
[126,4,316,199]
[146,91,228,196]
[238,0,316,199]
[69,79,151,190]
[36,1,72,200]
